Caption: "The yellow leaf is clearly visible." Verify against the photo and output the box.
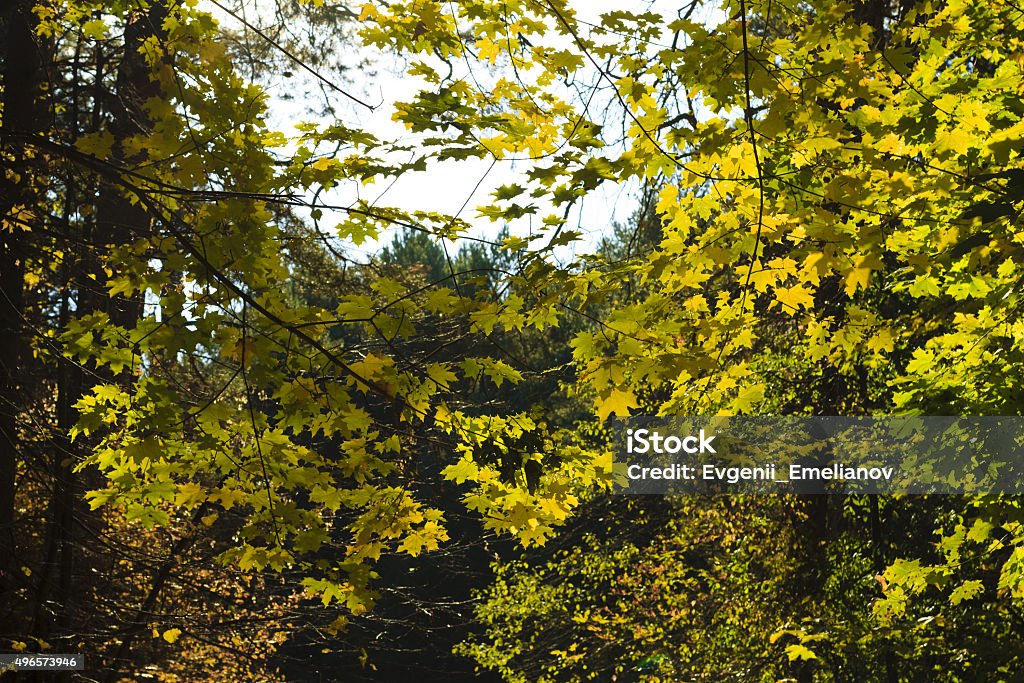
[82,19,108,40]
[866,328,895,353]
[876,133,907,155]
[162,628,182,644]
[801,252,831,285]
[75,131,116,159]
[775,285,814,312]
[733,384,765,413]
[786,643,818,661]
[174,482,206,508]
[312,157,339,172]
[476,37,500,64]
[595,388,638,421]
[844,255,884,296]
[934,127,972,156]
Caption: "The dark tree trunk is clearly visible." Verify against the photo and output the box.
[0,0,44,603]
[82,4,167,677]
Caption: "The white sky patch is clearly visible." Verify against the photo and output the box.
[205,0,725,261]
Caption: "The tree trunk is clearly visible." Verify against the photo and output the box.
[82,3,167,676]
[0,0,44,604]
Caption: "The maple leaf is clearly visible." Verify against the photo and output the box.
[595,388,638,421]
[844,255,884,295]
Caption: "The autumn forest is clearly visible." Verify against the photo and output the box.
[2,0,1024,680]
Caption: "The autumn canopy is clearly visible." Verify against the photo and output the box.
[2,0,1024,679]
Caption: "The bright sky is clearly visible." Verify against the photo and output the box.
[209,1,725,260]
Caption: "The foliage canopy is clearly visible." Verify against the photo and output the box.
[5,0,1024,677]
